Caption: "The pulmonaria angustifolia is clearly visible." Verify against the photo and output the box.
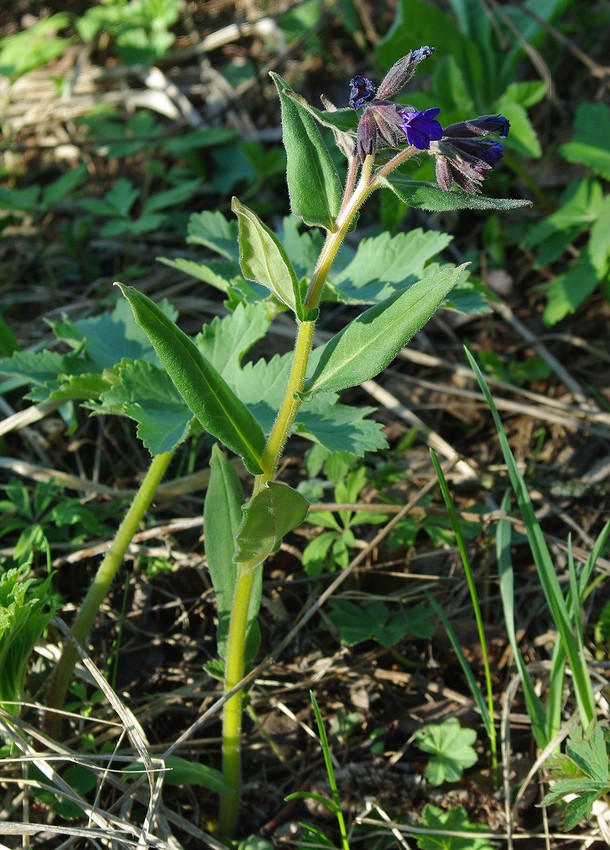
[431,115,510,194]
[348,47,510,193]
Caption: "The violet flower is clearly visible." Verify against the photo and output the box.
[399,107,443,150]
[430,115,510,194]
[348,46,439,161]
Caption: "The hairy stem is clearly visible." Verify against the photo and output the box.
[45,449,174,738]
[218,151,407,839]
[218,558,260,838]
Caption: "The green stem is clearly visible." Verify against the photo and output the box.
[45,449,174,738]
[218,148,414,839]
[218,558,259,839]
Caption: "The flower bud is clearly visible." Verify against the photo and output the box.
[376,46,435,99]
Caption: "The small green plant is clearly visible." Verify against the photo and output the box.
[1,45,528,840]
[303,463,389,575]
[76,0,180,66]
[544,723,610,829]
[285,691,351,850]
[415,804,494,850]
[0,566,60,713]
[328,598,434,647]
[523,103,610,324]
[0,478,112,568]
[414,718,477,786]
[0,13,71,82]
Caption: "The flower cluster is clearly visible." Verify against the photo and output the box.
[348,48,510,194]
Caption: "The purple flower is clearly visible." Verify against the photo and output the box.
[348,46,438,161]
[399,107,443,150]
[430,114,510,193]
[349,76,377,110]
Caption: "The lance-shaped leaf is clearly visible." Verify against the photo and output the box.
[116,284,266,473]
[270,72,342,232]
[232,196,302,316]
[234,482,310,566]
[204,445,261,661]
[281,87,359,135]
[303,265,467,397]
[383,175,532,212]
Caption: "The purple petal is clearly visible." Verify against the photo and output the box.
[400,107,443,150]
[349,75,377,110]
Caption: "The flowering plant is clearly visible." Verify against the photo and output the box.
[31,47,530,840]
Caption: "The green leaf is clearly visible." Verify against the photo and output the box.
[417,804,494,850]
[187,210,239,262]
[235,353,388,456]
[303,265,467,397]
[116,284,266,473]
[41,164,88,210]
[280,87,359,135]
[589,194,610,276]
[559,102,610,180]
[232,197,302,315]
[234,482,309,566]
[494,98,541,158]
[270,72,342,231]
[162,756,231,792]
[414,718,478,785]
[157,256,239,293]
[0,568,59,710]
[53,297,169,369]
[141,180,201,215]
[330,229,454,304]
[542,253,600,326]
[328,599,433,647]
[195,302,272,382]
[204,445,261,662]
[544,723,610,829]
[95,359,192,455]
[384,176,532,212]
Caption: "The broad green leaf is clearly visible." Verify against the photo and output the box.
[234,482,309,566]
[196,302,272,382]
[117,284,266,474]
[328,599,433,647]
[414,718,477,785]
[157,256,240,293]
[0,185,39,213]
[330,229,453,303]
[560,102,610,180]
[544,724,610,829]
[186,210,239,262]
[232,197,301,315]
[543,253,600,326]
[0,569,59,710]
[141,179,201,215]
[0,349,84,388]
[41,164,88,210]
[280,214,325,279]
[303,265,467,397]
[204,445,261,661]
[235,353,388,456]
[270,72,342,232]
[418,804,494,850]
[384,176,532,212]
[52,297,170,369]
[95,360,193,455]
